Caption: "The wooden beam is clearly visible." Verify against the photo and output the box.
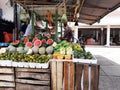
[73,0,80,21]
[83,4,111,11]
[73,0,85,21]
[80,13,99,17]
[16,0,58,5]
[26,4,76,8]
[78,17,96,21]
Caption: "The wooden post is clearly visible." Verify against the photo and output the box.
[55,8,58,42]
[31,11,34,36]
[61,22,63,38]
[13,2,18,41]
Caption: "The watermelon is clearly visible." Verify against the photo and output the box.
[32,37,38,43]
[34,40,42,47]
[41,39,46,43]
[46,39,53,45]
[25,42,33,48]
[24,36,29,44]
[13,40,20,46]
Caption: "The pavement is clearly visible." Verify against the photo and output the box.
[85,46,120,90]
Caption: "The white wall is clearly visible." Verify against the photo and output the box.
[0,0,14,22]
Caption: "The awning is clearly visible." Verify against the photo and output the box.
[15,0,120,25]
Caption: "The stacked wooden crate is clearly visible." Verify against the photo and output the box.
[50,60,100,90]
[15,68,51,90]
[0,67,15,90]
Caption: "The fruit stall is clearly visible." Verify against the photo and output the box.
[0,1,99,90]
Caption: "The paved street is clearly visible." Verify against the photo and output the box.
[85,46,120,90]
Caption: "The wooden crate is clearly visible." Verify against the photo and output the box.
[0,67,15,90]
[74,63,100,90]
[50,61,100,90]
[50,61,63,90]
[50,61,74,90]
[0,88,15,90]
[15,67,51,90]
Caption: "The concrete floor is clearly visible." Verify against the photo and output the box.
[85,46,120,90]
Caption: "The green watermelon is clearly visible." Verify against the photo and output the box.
[34,40,42,47]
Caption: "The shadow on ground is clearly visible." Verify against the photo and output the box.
[95,55,120,90]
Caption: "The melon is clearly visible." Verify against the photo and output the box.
[46,46,54,54]
[34,40,42,47]
[17,47,24,52]
[9,46,16,53]
[47,54,53,59]
[25,42,33,48]
[39,47,46,55]
[18,50,27,54]
[24,36,29,44]
[41,39,46,43]
[13,40,20,46]
[26,48,33,55]
[46,39,53,45]
[24,46,31,52]
[32,37,38,43]
[32,46,39,54]
[7,45,14,50]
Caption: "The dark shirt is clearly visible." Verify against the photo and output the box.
[19,23,28,33]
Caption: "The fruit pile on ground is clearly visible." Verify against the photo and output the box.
[0,52,52,63]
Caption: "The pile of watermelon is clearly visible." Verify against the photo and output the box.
[5,34,55,57]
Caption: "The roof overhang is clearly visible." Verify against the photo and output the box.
[14,0,120,25]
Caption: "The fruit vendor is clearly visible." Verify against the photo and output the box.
[24,20,32,36]
[63,24,74,42]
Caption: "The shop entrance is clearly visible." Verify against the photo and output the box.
[78,28,120,46]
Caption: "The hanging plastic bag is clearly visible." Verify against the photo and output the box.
[61,13,67,24]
